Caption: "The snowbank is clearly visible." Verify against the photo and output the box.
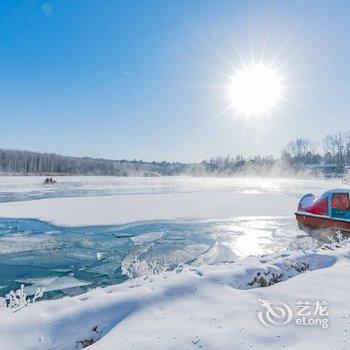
[0,243,349,350]
[0,175,346,226]
[0,192,296,226]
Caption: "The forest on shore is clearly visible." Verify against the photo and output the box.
[1,132,349,177]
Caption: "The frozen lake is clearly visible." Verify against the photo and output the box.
[0,176,346,298]
[0,175,344,203]
[0,216,303,298]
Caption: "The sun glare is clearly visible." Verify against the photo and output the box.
[229,64,282,117]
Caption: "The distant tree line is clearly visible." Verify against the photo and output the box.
[282,131,350,174]
[0,149,279,177]
[0,149,188,176]
[1,132,349,177]
[193,155,277,176]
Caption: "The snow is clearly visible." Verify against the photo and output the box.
[0,191,295,226]
[0,242,348,349]
[0,176,347,226]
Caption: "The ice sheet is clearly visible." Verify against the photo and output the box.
[0,216,305,297]
[17,276,91,295]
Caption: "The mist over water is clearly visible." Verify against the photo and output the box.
[0,175,345,203]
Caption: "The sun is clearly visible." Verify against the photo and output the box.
[229,63,282,117]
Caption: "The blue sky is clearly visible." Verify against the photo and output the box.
[0,0,349,162]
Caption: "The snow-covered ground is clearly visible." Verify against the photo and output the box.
[0,176,346,226]
[0,241,349,350]
[0,176,348,349]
